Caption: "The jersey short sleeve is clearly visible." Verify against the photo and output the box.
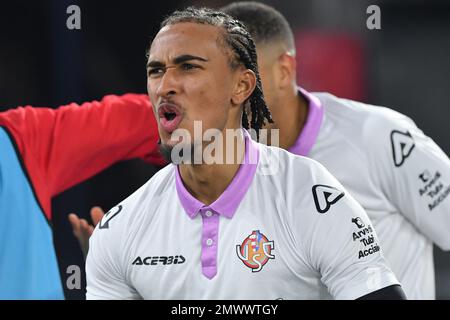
[86,203,140,300]
[364,108,450,250]
[293,159,400,299]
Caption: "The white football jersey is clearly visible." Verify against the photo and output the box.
[292,88,450,299]
[86,131,399,300]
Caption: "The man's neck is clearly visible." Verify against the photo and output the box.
[276,86,309,150]
[178,133,245,205]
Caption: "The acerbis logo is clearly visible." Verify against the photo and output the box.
[132,256,186,266]
[391,130,415,167]
[312,185,345,214]
[236,230,275,273]
[98,205,122,229]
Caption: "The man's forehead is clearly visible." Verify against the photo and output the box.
[149,22,224,60]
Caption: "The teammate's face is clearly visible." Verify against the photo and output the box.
[256,43,296,130]
[147,22,252,152]
[256,45,281,129]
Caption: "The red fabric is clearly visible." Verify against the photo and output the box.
[0,94,166,219]
[295,30,366,101]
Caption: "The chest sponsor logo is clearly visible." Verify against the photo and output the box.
[132,255,186,266]
[391,130,415,167]
[236,230,275,272]
[312,185,345,214]
[98,205,122,230]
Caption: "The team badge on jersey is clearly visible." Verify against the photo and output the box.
[236,230,275,272]
[312,184,345,213]
[390,130,415,167]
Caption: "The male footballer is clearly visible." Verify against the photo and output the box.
[86,7,405,300]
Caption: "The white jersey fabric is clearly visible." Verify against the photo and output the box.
[86,131,399,300]
[291,88,450,299]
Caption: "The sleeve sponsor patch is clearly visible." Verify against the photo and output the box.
[351,217,380,259]
[418,169,450,211]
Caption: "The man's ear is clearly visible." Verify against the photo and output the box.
[231,69,257,106]
[277,52,297,89]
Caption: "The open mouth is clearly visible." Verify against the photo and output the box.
[158,103,183,133]
[164,111,177,121]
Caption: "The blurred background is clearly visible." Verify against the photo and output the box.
[0,0,449,299]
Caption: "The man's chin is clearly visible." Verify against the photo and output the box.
[159,143,197,165]
[159,130,186,147]
[160,138,179,149]
[159,143,172,164]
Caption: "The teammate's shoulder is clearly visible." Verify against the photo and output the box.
[361,103,417,133]
[315,92,418,142]
[315,92,413,123]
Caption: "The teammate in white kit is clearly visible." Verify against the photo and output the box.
[222,2,450,299]
[86,7,405,300]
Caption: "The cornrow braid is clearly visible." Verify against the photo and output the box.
[160,7,273,140]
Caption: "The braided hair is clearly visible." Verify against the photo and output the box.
[160,7,274,140]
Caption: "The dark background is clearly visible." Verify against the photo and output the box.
[0,0,449,299]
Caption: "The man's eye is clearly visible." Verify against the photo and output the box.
[148,68,164,77]
[181,63,198,71]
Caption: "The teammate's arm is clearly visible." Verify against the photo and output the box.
[366,110,450,250]
[0,94,164,200]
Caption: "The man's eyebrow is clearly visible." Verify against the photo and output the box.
[173,54,208,65]
[147,60,165,69]
[147,55,209,69]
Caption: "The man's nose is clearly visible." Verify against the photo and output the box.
[156,68,178,98]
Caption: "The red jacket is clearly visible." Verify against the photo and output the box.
[0,93,165,220]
